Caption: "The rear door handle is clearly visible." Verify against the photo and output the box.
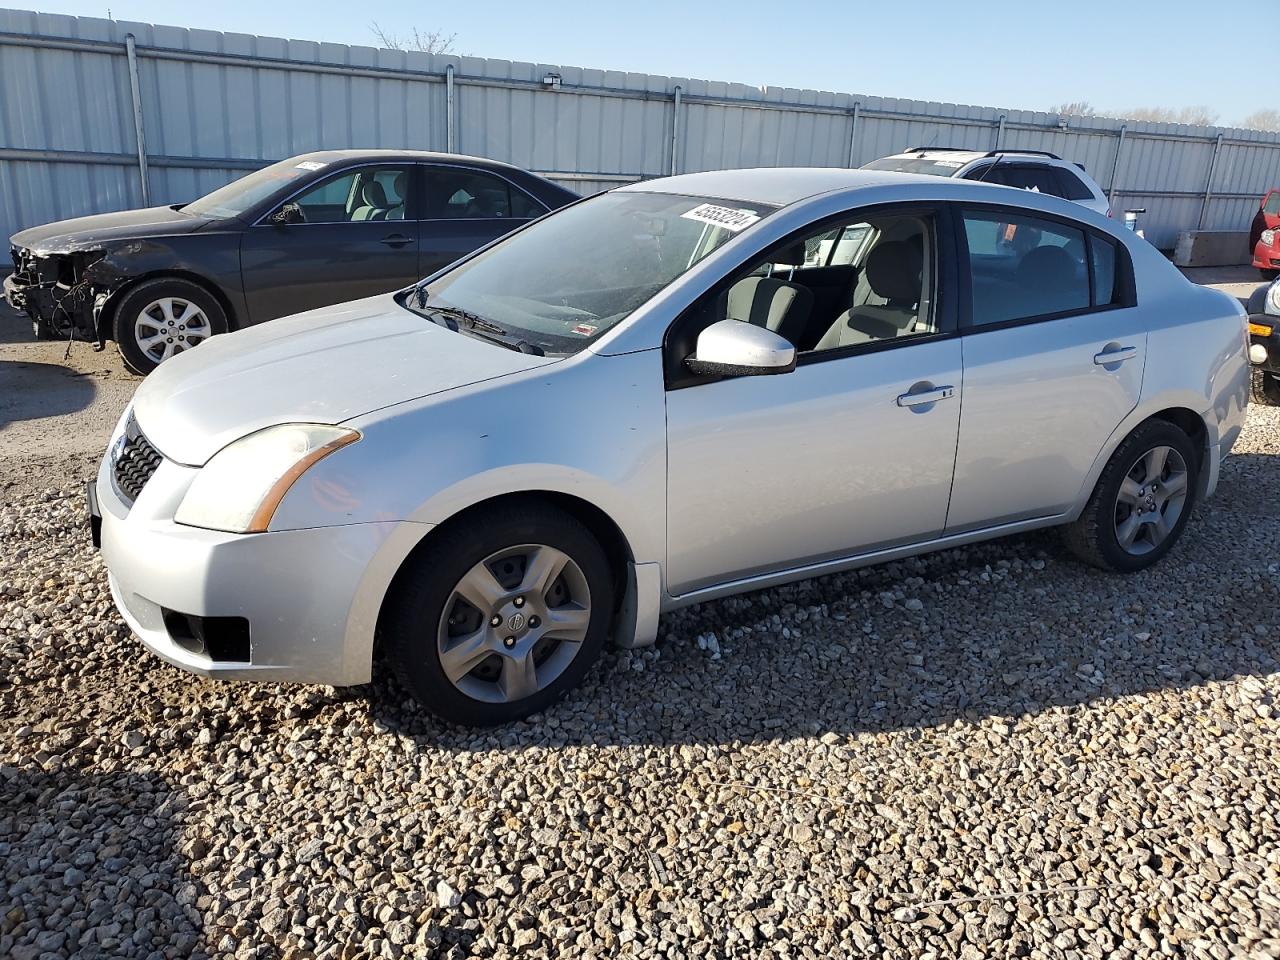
[896,385,956,407]
[1094,345,1137,365]
[379,234,413,248]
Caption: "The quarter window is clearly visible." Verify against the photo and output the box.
[962,211,1090,324]
[424,168,544,220]
[1090,235,1118,306]
[1053,168,1095,201]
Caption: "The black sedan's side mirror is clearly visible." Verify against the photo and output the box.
[271,202,304,225]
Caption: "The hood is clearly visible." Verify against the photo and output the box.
[10,205,214,254]
[132,294,559,465]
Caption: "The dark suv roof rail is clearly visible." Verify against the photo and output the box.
[983,149,1063,160]
[903,146,1066,162]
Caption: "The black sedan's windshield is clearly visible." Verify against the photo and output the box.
[404,191,775,355]
[183,157,330,219]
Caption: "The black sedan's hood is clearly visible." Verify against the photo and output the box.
[10,205,217,255]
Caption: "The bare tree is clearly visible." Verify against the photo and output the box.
[1242,109,1280,132]
[1123,105,1219,126]
[1049,101,1097,117]
[369,21,457,55]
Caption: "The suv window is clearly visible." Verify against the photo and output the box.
[999,165,1064,197]
[1053,167,1095,201]
[962,210,1090,324]
[424,167,544,220]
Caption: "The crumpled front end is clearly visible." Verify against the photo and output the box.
[6,243,107,340]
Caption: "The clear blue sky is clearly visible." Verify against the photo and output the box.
[25,0,1271,125]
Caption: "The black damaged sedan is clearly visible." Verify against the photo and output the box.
[5,150,577,374]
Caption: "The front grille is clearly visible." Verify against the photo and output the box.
[112,417,162,503]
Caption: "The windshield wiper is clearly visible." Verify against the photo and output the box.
[423,303,545,356]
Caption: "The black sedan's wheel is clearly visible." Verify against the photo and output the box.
[112,277,228,375]
[1254,369,1280,406]
[383,502,614,726]
[1064,420,1198,572]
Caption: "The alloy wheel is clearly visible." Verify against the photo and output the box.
[1112,445,1189,556]
[436,544,592,704]
[134,297,212,364]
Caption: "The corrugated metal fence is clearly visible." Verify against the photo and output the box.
[3,7,1280,251]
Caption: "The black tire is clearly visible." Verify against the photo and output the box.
[1262,269,1279,282]
[112,277,228,376]
[382,502,615,726]
[1063,419,1199,573]
[1253,369,1280,407]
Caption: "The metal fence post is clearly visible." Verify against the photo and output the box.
[845,101,861,168]
[1107,124,1127,208]
[124,34,150,205]
[1198,133,1224,230]
[445,64,456,153]
[993,114,1006,151]
[669,85,683,176]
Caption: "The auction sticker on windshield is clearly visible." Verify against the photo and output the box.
[680,203,761,232]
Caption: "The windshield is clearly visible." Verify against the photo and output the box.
[861,156,973,177]
[182,158,330,219]
[404,191,775,354]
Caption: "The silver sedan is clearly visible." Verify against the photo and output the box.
[95,169,1250,725]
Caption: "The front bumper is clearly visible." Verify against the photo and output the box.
[97,452,408,686]
[1249,314,1280,375]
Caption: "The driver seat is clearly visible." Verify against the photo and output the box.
[723,243,813,345]
[351,181,391,221]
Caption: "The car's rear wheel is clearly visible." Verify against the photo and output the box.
[1064,420,1198,572]
[1253,369,1280,406]
[383,502,614,726]
[112,277,227,375]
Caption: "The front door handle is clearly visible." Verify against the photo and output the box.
[379,234,413,248]
[1094,345,1137,365]
[896,385,956,407]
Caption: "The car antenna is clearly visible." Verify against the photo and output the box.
[975,153,1003,183]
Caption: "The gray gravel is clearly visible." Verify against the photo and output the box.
[3,402,1280,958]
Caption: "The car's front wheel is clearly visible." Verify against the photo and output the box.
[112,277,228,375]
[383,502,615,726]
[1064,420,1198,572]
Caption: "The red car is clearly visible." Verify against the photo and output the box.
[1252,188,1280,280]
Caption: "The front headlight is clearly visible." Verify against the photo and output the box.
[1268,280,1280,317]
[175,424,359,533]
[1262,229,1276,248]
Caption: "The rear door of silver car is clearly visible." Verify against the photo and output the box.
[945,205,1146,533]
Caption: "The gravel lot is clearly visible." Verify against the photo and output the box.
[3,293,1280,959]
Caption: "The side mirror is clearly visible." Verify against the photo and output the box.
[270,202,304,225]
[685,319,796,378]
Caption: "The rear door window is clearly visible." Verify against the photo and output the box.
[424,167,545,220]
[962,210,1090,324]
[1000,165,1065,197]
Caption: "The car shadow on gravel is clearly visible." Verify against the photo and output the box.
[0,765,208,959]
[0,361,96,428]
[365,478,1280,750]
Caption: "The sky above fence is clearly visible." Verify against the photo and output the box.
[28,0,1273,128]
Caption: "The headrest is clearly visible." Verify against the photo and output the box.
[361,181,388,207]
[392,171,408,200]
[1016,245,1077,288]
[771,242,808,267]
[864,240,922,303]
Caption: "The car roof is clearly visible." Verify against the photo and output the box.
[619,167,951,208]
[285,149,543,177]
